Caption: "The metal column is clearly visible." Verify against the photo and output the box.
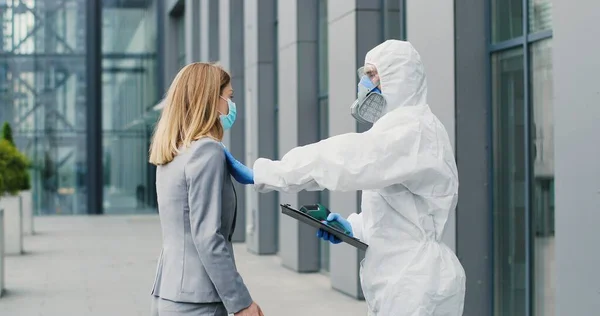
[219,0,247,242]
[184,0,201,63]
[276,0,320,272]
[326,0,384,299]
[86,0,103,215]
[200,0,219,62]
[455,0,493,314]
[243,0,278,255]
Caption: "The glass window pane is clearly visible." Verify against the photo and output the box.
[492,48,527,316]
[492,0,523,42]
[529,0,553,33]
[102,8,148,53]
[0,0,88,215]
[530,38,555,316]
[102,1,158,214]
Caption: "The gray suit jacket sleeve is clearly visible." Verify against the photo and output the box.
[185,140,253,314]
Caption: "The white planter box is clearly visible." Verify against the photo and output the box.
[20,190,33,235]
[0,208,5,297]
[0,195,23,255]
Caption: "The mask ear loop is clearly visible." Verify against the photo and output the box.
[218,96,229,115]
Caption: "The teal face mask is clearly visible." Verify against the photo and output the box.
[219,97,237,130]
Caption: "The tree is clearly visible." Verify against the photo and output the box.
[2,122,14,147]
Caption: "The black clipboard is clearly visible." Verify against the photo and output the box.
[280,204,368,251]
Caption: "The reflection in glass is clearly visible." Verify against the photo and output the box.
[528,0,553,34]
[492,48,527,316]
[530,39,555,316]
[102,0,158,214]
[0,0,88,215]
[492,0,523,42]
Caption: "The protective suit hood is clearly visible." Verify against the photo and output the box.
[364,40,428,112]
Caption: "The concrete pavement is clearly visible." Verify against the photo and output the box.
[0,215,366,316]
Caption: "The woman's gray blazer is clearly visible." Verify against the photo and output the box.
[151,138,252,314]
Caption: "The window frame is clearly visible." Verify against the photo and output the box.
[487,1,553,315]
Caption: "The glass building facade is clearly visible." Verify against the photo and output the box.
[1,0,90,215]
[0,0,159,215]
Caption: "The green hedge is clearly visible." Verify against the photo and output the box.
[0,137,30,195]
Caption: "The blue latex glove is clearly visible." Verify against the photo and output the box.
[223,146,254,185]
[316,213,353,244]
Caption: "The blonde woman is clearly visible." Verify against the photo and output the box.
[149,63,263,316]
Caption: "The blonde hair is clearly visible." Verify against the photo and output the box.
[149,62,231,165]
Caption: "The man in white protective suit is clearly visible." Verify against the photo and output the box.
[223,39,466,316]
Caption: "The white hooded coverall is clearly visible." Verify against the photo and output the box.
[253,40,466,316]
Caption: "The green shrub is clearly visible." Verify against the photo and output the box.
[0,139,28,195]
[20,155,31,191]
[21,167,31,191]
[2,122,14,147]
[0,123,31,192]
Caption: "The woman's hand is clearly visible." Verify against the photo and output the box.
[235,301,264,316]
